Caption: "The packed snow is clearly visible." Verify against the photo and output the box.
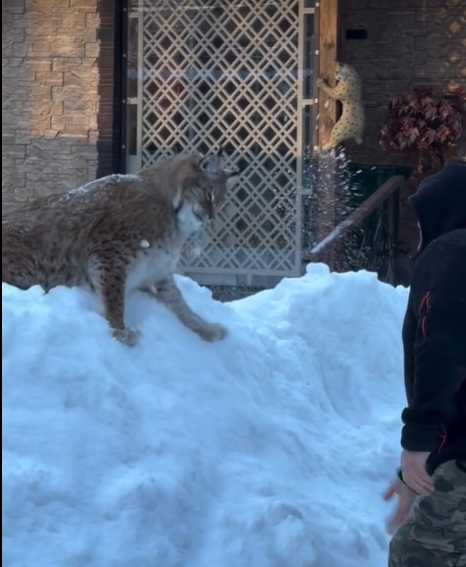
[65,174,142,197]
[3,264,408,567]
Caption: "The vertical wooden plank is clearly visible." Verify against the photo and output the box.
[96,0,118,178]
[113,0,126,174]
[317,0,338,149]
[314,0,339,267]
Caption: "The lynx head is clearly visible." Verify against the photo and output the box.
[172,149,242,235]
[335,62,357,83]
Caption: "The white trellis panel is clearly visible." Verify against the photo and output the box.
[130,0,310,285]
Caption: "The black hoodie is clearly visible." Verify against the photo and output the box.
[401,159,466,474]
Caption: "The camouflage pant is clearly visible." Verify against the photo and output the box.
[389,459,466,567]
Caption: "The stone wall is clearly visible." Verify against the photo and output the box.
[3,1,464,213]
[339,0,465,166]
[2,0,116,213]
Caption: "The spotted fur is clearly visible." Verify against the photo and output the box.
[317,62,364,151]
[2,152,241,345]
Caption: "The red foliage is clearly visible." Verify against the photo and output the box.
[379,87,465,174]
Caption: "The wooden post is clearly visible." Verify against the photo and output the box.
[317,0,338,149]
[314,0,339,267]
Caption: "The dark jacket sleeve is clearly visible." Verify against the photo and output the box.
[401,252,466,452]
[401,295,416,407]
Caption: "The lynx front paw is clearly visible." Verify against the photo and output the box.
[112,327,141,347]
[198,323,227,342]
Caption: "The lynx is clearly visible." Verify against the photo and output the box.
[317,62,364,151]
[2,151,241,345]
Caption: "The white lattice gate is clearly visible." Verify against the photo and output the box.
[127,1,315,286]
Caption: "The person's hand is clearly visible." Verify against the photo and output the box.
[401,450,434,496]
[383,477,417,535]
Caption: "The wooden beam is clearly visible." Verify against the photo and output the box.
[304,175,405,262]
[317,0,338,150]
[313,0,339,266]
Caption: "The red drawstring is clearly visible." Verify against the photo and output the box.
[438,425,448,451]
[419,291,432,338]
[419,291,432,313]
[421,317,427,338]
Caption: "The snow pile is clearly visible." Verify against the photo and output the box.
[2,264,408,567]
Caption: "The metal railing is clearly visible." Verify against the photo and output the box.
[303,175,406,283]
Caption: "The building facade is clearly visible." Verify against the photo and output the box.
[2,0,465,285]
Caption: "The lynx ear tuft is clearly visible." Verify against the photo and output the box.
[200,148,228,175]
[191,151,204,166]
[199,154,216,174]
[172,186,183,212]
[226,174,241,191]
[216,146,225,166]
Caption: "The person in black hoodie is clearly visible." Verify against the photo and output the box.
[385,157,466,567]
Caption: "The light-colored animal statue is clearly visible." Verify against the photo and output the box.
[2,150,241,345]
[317,62,365,151]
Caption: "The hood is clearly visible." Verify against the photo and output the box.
[409,159,466,251]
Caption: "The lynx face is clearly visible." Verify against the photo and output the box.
[174,150,241,235]
[335,63,353,83]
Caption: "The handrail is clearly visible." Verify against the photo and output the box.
[304,174,405,262]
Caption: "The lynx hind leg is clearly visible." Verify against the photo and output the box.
[88,255,139,346]
[321,121,349,151]
[148,277,227,342]
[2,254,35,290]
[321,131,339,151]
[2,235,37,290]
[320,140,335,152]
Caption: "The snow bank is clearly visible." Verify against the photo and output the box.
[2,264,408,567]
